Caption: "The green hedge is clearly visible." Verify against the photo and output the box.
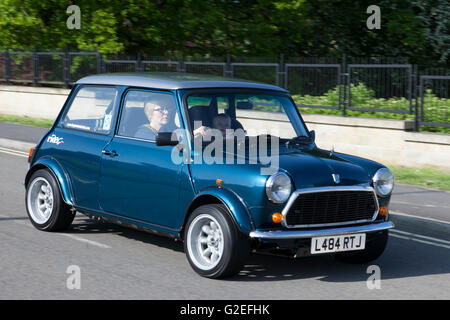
[292,83,450,134]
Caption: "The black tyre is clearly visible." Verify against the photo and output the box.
[25,169,75,231]
[184,204,250,279]
[335,230,389,264]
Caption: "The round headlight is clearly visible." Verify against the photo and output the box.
[372,168,394,196]
[266,172,292,203]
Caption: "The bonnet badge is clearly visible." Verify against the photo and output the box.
[332,173,340,184]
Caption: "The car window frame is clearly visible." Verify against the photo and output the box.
[114,87,181,143]
[59,84,119,136]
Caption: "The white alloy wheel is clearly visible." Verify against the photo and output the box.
[27,177,54,224]
[186,214,225,271]
[25,169,75,231]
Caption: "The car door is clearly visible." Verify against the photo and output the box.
[99,89,186,229]
[53,85,119,210]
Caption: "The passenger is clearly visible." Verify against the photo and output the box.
[135,102,170,140]
[136,101,206,141]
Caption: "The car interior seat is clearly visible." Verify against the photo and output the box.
[118,107,148,137]
[188,105,216,130]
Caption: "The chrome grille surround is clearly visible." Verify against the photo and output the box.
[281,185,380,229]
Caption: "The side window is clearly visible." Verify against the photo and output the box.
[236,94,282,113]
[62,86,117,134]
[118,90,180,141]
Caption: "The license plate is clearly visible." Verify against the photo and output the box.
[311,233,366,254]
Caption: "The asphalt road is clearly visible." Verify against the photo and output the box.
[0,150,449,300]
[389,184,450,224]
[0,122,48,144]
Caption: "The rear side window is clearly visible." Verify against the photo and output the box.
[118,90,180,141]
[62,86,117,134]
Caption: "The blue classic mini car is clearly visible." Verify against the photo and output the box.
[25,73,394,278]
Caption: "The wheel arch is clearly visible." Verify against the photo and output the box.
[25,158,74,206]
[180,187,255,239]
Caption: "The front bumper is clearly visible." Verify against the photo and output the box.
[249,221,394,240]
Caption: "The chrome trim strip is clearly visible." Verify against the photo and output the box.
[281,186,379,229]
[250,221,394,240]
[114,135,156,143]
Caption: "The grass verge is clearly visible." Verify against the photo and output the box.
[0,114,53,129]
[389,166,450,191]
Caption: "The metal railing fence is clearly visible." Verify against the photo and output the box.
[0,50,448,132]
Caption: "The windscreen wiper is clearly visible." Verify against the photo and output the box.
[284,135,314,147]
[290,135,313,141]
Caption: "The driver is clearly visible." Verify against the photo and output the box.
[194,113,233,139]
[212,113,232,136]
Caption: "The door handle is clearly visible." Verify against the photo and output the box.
[102,149,119,157]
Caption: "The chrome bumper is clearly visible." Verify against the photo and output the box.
[249,221,394,240]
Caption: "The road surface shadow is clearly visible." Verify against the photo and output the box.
[65,215,184,253]
[229,235,450,283]
[66,215,449,283]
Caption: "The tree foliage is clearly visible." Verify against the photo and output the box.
[413,0,450,64]
[0,0,447,66]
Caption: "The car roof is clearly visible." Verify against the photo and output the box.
[76,72,288,92]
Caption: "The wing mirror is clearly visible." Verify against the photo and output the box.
[309,130,315,142]
[156,132,179,146]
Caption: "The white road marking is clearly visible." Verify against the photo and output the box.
[390,233,450,250]
[391,200,449,209]
[0,214,111,249]
[58,233,111,249]
[390,229,450,245]
[390,211,450,225]
[0,147,28,158]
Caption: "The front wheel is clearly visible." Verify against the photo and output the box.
[184,204,250,279]
[25,169,75,231]
[335,230,389,264]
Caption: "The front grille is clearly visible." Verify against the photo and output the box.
[284,190,377,227]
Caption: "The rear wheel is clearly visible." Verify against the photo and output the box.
[184,204,250,279]
[26,169,75,231]
[335,230,388,264]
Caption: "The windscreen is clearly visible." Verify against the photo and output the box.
[185,92,309,140]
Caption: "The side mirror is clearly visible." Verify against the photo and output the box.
[156,132,179,146]
[309,130,316,142]
[236,101,253,109]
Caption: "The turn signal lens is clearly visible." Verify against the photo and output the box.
[379,206,388,216]
[28,148,34,163]
[216,179,222,186]
[272,212,283,224]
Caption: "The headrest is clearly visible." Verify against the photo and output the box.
[188,105,214,129]
[118,107,147,136]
